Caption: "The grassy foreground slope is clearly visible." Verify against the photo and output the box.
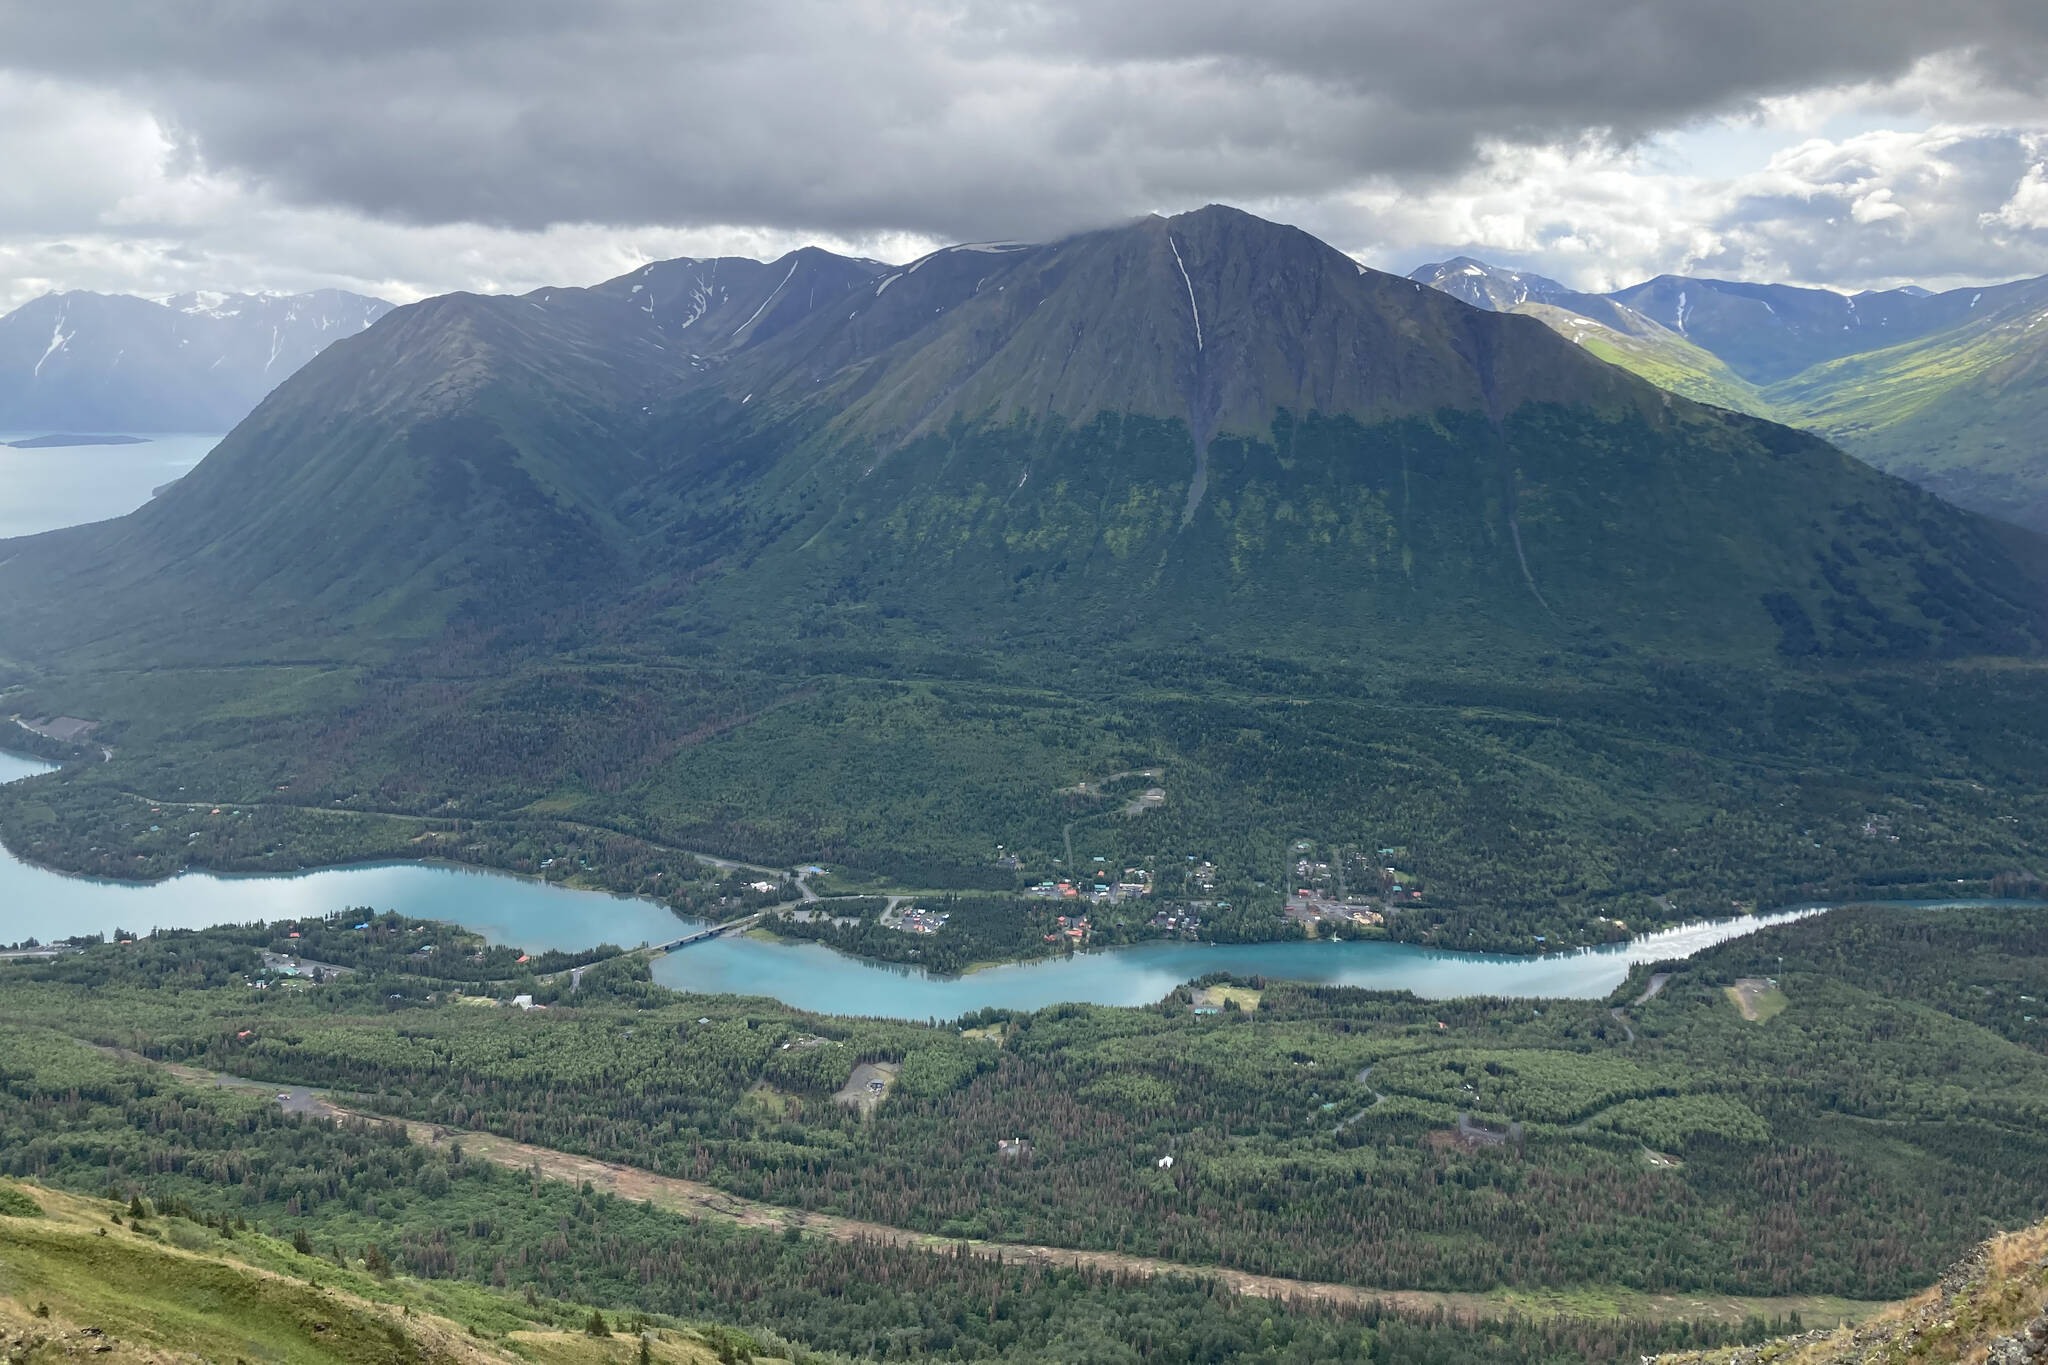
[0,1181,778,1365]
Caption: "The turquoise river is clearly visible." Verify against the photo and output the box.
[0,750,1897,1019]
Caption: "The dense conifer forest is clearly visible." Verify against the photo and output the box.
[6,647,2044,962]
[3,902,2044,1362]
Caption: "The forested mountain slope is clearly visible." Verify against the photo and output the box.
[2,206,2038,667]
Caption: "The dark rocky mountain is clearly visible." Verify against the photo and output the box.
[728,214,1654,452]
[572,247,888,352]
[0,288,391,433]
[1,207,2039,675]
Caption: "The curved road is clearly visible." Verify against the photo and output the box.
[1607,972,1671,1044]
[1332,1065,1385,1133]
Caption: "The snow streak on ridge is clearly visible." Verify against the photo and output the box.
[736,261,800,338]
[1168,236,1202,351]
[32,304,70,379]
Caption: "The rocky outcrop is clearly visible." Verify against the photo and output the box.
[1654,1223,2048,1365]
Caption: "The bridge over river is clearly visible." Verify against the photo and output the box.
[565,912,765,988]
[654,912,765,953]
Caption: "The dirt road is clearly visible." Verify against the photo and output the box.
[109,1049,1884,1329]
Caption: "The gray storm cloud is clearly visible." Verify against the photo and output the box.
[5,0,2047,241]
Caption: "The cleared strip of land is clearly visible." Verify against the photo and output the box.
[127,1051,1885,1330]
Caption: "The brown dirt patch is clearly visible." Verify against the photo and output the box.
[833,1060,899,1114]
[1725,978,1787,1023]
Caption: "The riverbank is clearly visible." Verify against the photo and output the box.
[5,750,2039,1002]
[0,750,798,926]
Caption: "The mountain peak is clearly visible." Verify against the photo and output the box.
[1160,204,1338,262]
[741,203,1649,450]
[1164,202,1268,227]
[1409,257,1580,311]
[568,246,883,353]
[4,204,2038,669]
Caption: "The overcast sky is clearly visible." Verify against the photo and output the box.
[3,0,2047,310]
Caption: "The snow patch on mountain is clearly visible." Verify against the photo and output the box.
[33,306,71,379]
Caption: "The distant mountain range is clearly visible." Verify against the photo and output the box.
[0,288,392,433]
[1411,257,2048,532]
[2,206,2037,673]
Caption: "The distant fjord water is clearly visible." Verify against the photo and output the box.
[0,432,219,539]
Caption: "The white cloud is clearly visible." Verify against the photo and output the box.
[0,76,174,236]
[0,69,942,312]
[1276,117,2048,295]
[1699,126,2048,288]
[1982,140,2048,234]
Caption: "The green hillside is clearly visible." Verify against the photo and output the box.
[1513,303,1780,419]
[1768,281,2048,533]
[1418,259,2048,535]
[1600,275,1957,385]
[0,291,667,665]
[0,248,886,668]
[655,394,2033,662]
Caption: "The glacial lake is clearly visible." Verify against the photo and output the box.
[0,432,220,539]
[0,750,1987,1019]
